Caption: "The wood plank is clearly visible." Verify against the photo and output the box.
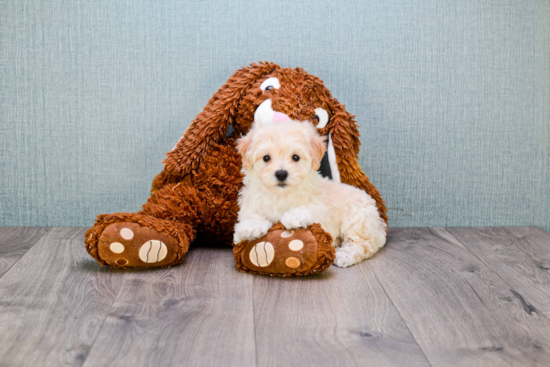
[446,227,550,317]
[0,227,124,367]
[83,246,256,367]
[0,227,49,277]
[252,263,430,367]
[368,227,550,367]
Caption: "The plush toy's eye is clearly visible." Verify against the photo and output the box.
[263,155,271,162]
[260,77,280,92]
[292,155,300,162]
[313,107,329,129]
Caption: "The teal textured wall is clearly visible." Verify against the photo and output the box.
[1,0,549,231]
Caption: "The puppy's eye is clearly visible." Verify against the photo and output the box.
[265,86,274,91]
[292,155,300,162]
[263,155,271,162]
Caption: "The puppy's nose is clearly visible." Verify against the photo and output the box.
[275,170,288,182]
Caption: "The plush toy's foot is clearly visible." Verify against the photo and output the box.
[233,223,335,277]
[85,213,193,269]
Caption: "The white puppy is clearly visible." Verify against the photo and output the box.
[233,120,387,268]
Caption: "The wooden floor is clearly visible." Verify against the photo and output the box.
[0,227,549,366]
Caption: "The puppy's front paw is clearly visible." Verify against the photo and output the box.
[281,206,314,230]
[234,217,272,243]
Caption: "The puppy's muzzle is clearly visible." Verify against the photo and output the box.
[275,170,288,182]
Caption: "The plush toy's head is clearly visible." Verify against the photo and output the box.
[161,61,386,224]
[234,67,340,135]
[165,62,362,185]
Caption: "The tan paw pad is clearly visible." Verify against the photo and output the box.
[120,228,134,240]
[109,242,125,254]
[249,242,274,267]
[285,257,301,268]
[139,240,168,263]
[288,239,304,251]
[281,230,294,238]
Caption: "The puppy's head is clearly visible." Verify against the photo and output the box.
[236,120,327,192]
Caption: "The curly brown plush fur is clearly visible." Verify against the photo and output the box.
[85,62,387,274]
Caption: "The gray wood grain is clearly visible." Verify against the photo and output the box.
[0,227,49,277]
[252,264,430,367]
[2,226,550,367]
[83,246,256,367]
[0,227,124,367]
[446,226,550,318]
[368,227,550,367]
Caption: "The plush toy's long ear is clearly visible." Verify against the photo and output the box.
[329,102,388,225]
[158,62,279,185]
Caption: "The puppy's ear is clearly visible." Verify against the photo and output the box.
[328,101,388,225]
[309,127,327,171]
[236,132,254,170]
[159,62,279,182]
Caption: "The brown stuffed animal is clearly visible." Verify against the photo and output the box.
[85,62,387,276]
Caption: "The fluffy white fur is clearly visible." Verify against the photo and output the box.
[234,120,387,268]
